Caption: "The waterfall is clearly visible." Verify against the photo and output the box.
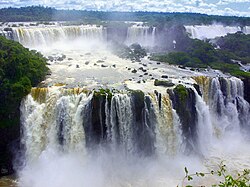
[242,26,250,34]
[12,25,107,48]
[195,76,250,136]
[148,93,183,156]
[109,94,134,153]
[185,25,249,39]
[193,88,213,155]
[20,76,250,164]
[20,87,91,162]
[0,29,12,40]
[125,25,156,47]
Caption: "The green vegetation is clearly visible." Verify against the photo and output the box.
[94,88,113,103]
[181,163,250,187]
[0,6,250,26]
[111,43,147,61]
[216,32,250,64]
[0,36,48,128]
[154,79,174,87]
[151,32,250,79]
[173,84,189,103]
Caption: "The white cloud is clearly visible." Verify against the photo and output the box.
[0,0,249,17]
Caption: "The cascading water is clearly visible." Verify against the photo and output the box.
[125,25,156,47]
[20,76,250,158]
[12,25,107,48]
[0,29,12,39]
[185,25,249,39]
[2,24,160,50]
[17,75,250,186]
[20,87,90,162]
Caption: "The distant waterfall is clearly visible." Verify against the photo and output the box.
[0,29,12,40]
[12,25,107,47]
[185,25,249,39]
[125,25,156,47]
[242,26,250,34]
[20,76,250,163]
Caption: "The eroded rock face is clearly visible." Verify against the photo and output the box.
[0,123,20,177]
[168,85,197,153]
[243,77,250,104]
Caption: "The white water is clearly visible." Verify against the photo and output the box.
[17,79,250,187]
[12,25,106,48]
[185,24,249,39]
[125,25,156,47]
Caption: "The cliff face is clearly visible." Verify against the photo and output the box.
[0,121,20,176]
[243,77,250,104]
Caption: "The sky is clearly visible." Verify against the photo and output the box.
[0,0,249,17]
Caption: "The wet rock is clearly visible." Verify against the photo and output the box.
[112,64,116,68]
[97,60,105,63]
[178,65,185,69]
[144,73,148,75]
[132,69,137,73]
[161,75,168,79]
[156,62,161,65]
[57,57,64,61]
[48,56,54,61]
[243,77,250,103]
[149,74,152,76]
[142,63,147,67]
[137,80,141,83]
[101,64,108,68]
[193,84,202,96]
[85,61,90,65]
[76,64,80,68]
[94,63,97,66]
[139,75,143,77]
[168,85,197,153]
[128,68,131,70]
[154,79,174,87]
[68,58,73,61]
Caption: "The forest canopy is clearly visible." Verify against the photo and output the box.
[0,6,250,26]
[0,36,48,127]
[151,32,250,78]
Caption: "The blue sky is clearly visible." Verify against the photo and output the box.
[0,0,249,17]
